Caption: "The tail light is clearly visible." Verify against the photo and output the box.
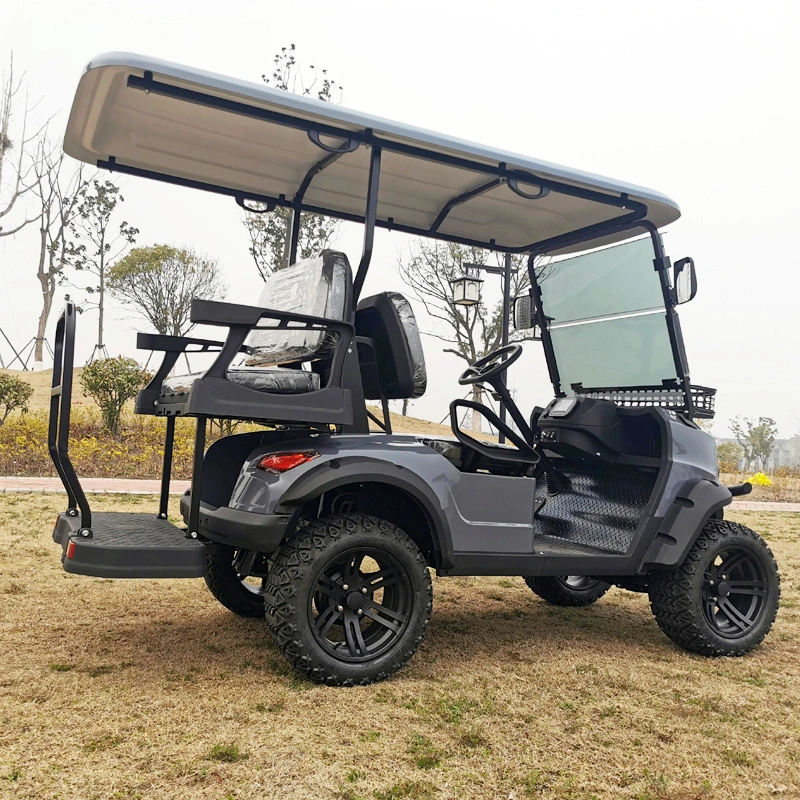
[257,451,319,473]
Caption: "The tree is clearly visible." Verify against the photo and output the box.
[31,143,91,368]
[398,240,531,431]
[730,416,778,472]
[717,440,743,473]
[108,244,226,337]
[80,356,151,435]
[0,373,33,425]
[0,54,42,238]
[66,179,138,357]
[242,45,341,279]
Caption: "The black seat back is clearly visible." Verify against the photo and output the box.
[355,292,427,400]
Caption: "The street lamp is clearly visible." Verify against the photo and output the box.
[449,269,483,307]
[454,255,518,442]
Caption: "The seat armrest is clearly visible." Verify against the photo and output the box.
[190,299,353,337]
[137,333,227,353]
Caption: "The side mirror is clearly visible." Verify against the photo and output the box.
[673,257,697,305]
[512,294,542,340]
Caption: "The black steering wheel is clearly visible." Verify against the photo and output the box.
[458,344,523,386]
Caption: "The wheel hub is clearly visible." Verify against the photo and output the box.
[346,591,365,611]
[715,580,731,598]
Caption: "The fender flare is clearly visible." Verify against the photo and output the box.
[639,478,733,571]
[274,455,455,569]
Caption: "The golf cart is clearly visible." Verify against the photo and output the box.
[49,54,779,685]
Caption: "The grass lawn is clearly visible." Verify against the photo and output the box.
[0,494,798,799]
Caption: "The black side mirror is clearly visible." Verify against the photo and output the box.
[512,294,542,340]
[673,257,697,304]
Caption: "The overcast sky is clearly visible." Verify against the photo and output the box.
[1,0,798,437]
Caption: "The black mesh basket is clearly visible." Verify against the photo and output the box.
[577,384,716,419]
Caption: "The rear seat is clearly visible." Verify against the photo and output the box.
[160,251,350,397]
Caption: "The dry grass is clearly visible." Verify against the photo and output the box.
[0,494,798,799]
[0,367,92,412]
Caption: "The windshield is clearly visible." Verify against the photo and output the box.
[536,236,678,392]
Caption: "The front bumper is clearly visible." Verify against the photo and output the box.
[179,493,291,552]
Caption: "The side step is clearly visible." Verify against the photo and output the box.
[53,512,207,578]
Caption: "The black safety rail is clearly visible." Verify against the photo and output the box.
[48,302,93,534]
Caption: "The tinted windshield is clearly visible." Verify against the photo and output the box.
[536,237,678,392]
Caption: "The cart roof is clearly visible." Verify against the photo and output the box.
[64,53,680,254]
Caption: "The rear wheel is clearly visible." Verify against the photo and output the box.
[204,546,268,617]
[524,575,611,606]
[648,519,780,656]
[265,514,432,685]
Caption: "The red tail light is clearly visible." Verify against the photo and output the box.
[66,540,76,559]
[257,451,319,473]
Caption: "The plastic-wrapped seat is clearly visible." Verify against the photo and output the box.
[355,291,427,401]
[159,251,350,398]
[135,251,355,425]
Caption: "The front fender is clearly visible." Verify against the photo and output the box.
[639,479,732,571]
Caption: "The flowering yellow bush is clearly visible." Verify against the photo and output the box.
[748,472,773,487]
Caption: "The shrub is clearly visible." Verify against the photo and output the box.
[80,357,151,435]
[0,374,33,426]
[748,472,772,487]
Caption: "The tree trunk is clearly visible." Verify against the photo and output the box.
[98,265,104,348]
[402,398,408,416]
[34,225,51,369]
[471,384,483,432]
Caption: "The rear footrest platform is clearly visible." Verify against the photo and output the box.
[54,512,207,578]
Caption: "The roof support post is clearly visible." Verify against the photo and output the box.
[353,146,381,303]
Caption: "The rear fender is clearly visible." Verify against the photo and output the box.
[276,455,454,569]
[640,479,732,571]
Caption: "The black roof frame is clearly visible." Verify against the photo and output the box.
[94,70,698,417]
[96,71,648,299]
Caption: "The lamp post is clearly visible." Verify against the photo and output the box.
[452,255,517,442]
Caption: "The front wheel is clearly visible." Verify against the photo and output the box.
[524,575,611,606]
[648,519,780,656]
[265,514,432,686]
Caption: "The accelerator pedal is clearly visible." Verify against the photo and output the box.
[53,511,206,578]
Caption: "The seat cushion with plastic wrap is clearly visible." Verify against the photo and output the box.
[161,368,320,396]
[245,250,352,366]
[159,250,350,398]
[355,291,427,400]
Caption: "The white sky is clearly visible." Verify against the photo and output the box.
[1,0,798,437]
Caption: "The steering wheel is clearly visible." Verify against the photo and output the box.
[458,344,523,386]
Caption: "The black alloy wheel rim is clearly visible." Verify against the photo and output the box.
[701,546,769,639]
[558,576,600,591]
[310,548,413,663]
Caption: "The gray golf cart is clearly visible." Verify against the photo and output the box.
[49,54,779,685]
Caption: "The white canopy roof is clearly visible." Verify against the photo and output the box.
[64,53,680,254]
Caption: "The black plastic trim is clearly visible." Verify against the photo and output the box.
[639,479,733,571]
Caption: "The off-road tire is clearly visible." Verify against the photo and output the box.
[204,546,267,618]
[265,514,433,686]
[524,575,611,606]
[648,519,780,656]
